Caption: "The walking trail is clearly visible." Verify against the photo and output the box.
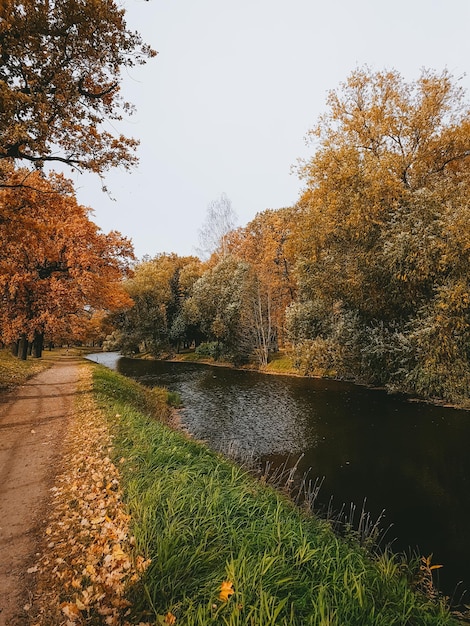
[0,358,78,626]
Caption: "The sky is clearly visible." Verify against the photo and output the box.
[68,0,470,260]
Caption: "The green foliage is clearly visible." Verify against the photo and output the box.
[186,256,256,363]
[195,341,222,359]
[91,367,456,626]
[285,299,326,344]
[113,254,203,356]
[358,322,413,387]
[292,338,343,377]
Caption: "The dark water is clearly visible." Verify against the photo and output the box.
[87,353,470,601]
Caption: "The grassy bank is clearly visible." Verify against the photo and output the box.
[92,365,456,626]
[0,348,52,390]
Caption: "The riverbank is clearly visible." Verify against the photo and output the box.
[163,350,470,411]
[90,363,459,625]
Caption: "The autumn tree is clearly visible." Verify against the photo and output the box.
[197,193,238,259]
[115,254,202,355]
[72,309,115,348]
[238,270,277,366]
[228,207,297,350]
[0,169,134,357]
[290,67,470,401]
[184,256,251,362]
[0,0,156,183]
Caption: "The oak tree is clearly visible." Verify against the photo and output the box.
[0,0,156,183]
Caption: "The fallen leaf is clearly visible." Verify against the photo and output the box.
[61,602,81,620]
[219,580,234,602]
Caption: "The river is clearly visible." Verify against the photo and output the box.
[87,352,470,602]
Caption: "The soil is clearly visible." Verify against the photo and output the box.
[0,357,79,626]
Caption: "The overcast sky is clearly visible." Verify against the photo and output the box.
[69,0,470,260]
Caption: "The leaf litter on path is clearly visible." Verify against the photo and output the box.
[28,365,151,626]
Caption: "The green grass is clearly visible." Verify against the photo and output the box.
[0,348,52,391]
[92,365,457,626]
[265,353,296,374]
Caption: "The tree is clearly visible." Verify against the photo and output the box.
[238,270,277,366]
[0,0,156,183]
[0,169,134,357]
[290,67,470,399]
[115,254,202,355]
[228,207,297,349]
[184,256,251,361]
[197,193,238,259]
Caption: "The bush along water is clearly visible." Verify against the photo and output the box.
[92,365,458,626]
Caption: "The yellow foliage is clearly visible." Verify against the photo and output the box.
[219,580,235,602]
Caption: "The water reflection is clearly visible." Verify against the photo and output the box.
[86,353,470,601]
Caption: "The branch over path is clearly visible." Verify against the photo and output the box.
[0,357,79,626]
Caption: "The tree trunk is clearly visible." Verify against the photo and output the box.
[11,341,19,357]
[18,335,28,360]
[32,332,44,358]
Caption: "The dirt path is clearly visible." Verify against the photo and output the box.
[0,358,79,626]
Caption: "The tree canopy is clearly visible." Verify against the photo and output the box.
[113,254,203,355]
[0,0,156,182]
[0,169,134,355]
[289,67,470,399]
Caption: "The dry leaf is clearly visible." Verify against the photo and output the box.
[30,371,151,625]
[61,602,80,620]
[219,580,234,602]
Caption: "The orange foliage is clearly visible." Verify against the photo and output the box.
[0,169,134,345]
[219,580,234,602]
[228,208,297,346]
